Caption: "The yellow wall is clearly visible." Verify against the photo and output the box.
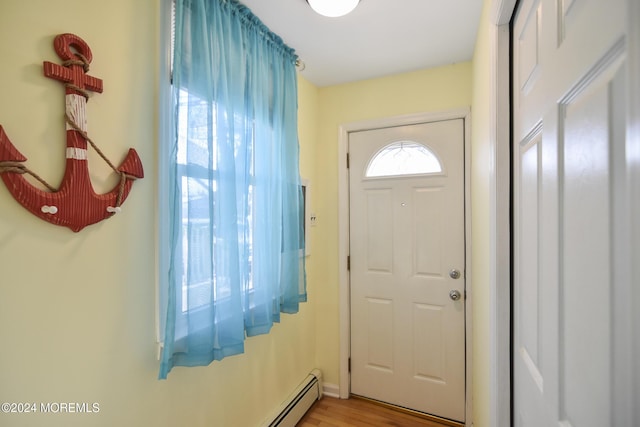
[0,1,319,426]
[313,63,473,386]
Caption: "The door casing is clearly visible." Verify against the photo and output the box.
[338,108,472,423]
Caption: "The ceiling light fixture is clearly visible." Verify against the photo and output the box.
[306,0,360,18]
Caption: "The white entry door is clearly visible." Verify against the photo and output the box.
[349,119,465,423]
[513,0,634,425]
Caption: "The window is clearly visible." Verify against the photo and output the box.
[365,141,443,177]
[158,0,306,379]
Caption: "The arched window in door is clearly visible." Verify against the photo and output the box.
[365,141,443,178]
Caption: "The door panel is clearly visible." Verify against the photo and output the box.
[365,297,394,370]
[560,77,613,427]
[349,119,465,422]
[364,189,393,271]
[413,303,445,382]
[414,187,444,276]
[517,131,542,391]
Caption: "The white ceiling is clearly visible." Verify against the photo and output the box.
[241,0,484,87]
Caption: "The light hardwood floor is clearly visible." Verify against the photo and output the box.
[297,396,459,427]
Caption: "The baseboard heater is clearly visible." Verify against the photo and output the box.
[263,369,322,427]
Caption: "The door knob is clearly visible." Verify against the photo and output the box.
[449,269,461,279]
[449,290,462,301]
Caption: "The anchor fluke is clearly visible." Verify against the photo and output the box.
[0,126,28,163]
[118,148,144,179]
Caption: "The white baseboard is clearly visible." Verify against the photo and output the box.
[322,383,340,398]
[261,370,322,427]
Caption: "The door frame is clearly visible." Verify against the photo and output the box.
[486,1,515,426]
[338,108,473,422]
[630,3,640,424]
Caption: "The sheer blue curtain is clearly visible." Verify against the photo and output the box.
[159,0,306,379]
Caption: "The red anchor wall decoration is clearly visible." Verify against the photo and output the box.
[0,33,144,232]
